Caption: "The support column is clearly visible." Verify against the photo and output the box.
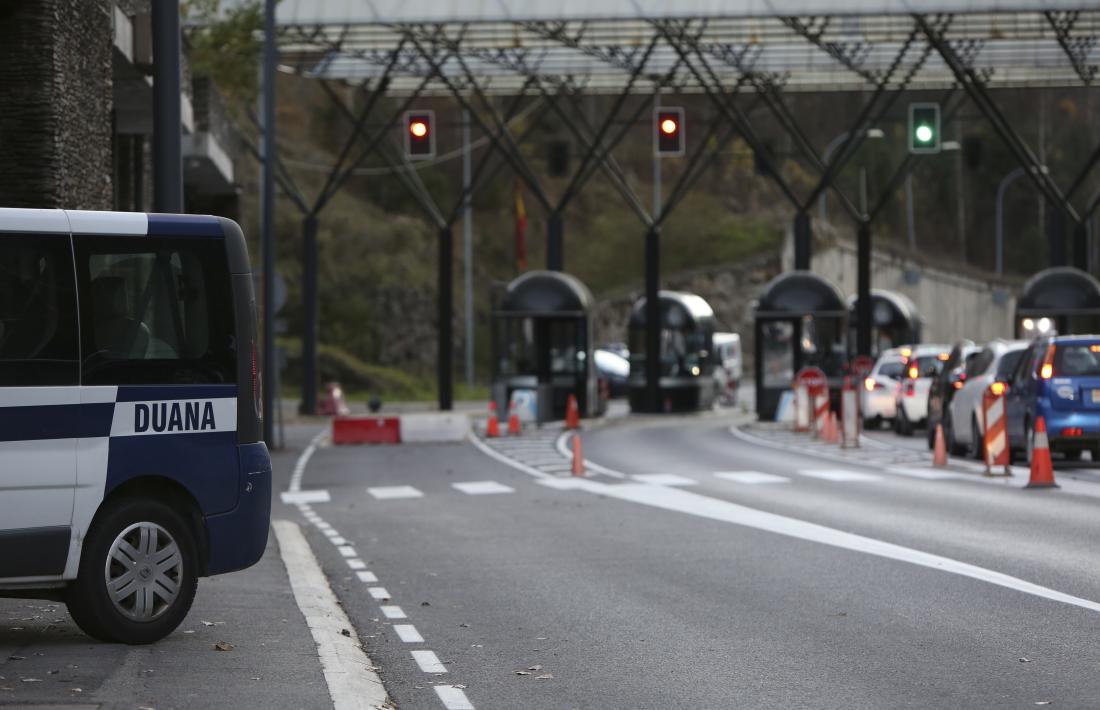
[857,220,872,357]
[1073,220,1088,272]
[151,0,182,212]
[794,211,812,270]
[260,0,277,445]
[645,226,661,413]
[547,212,564,271]
[1047,202,1066,267]
[301,214,319,415]
[438,227,454,411]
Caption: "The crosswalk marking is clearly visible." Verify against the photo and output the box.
[632,473,698,486]
[367,485,424,500]
[452,480,515,495]
[714,471,790,485]
[798,469,882,482]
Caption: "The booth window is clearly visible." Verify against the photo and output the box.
[801,315,846,377]
[761,321,794,388]
[498,317,536,376]
[549,320,583,375]
[0,235,79,387]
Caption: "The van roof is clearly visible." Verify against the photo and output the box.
[0,208,224,237]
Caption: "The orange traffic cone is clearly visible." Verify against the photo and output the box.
[572,433,585,476]
[565,394,580,430]
[507,403,522,436]
[933,423,948,467]
[1026,416,1058,489]
[830,412,840,444]
[486,401,500,438]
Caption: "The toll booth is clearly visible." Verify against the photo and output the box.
[491,271,598,421]
[627,291,719,413]
[754,272,848,421]
[1015,267,1100,338]
[847,289,922,358]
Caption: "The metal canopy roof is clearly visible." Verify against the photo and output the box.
[251,1,1100,93]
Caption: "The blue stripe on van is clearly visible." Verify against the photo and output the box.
[146,214,224,237]
[115,385,236,402]
[0,403,114,442]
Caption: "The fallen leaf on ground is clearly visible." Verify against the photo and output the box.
[21,678,42,683]
[1020,657,1032,663]
[420,602,430,607]
[527,665,542,671]
[514,671,531,676]
[214,642,234,652]
[1035,702,1052,706]
[340,629,351,637]
[536,673,553,680]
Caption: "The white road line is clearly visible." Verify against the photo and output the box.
[467,432,551,479]
[331,536,348,545]
[280,490,331,504]
[367,485,424,500]
[337,545,357,558]
[393,624,424,643]
[380,605,407,619]
[368,587,390,600]
[715,471,791,485]
[434,685,475,710]
[631,473,698,486]
[886,466,966,480]
[411,650,447,674]
[287,428,329,493]
[799,469,882,482]
[272,521,389,710]
[537,478,592,490]
[356,571,379,583]
[452,481,516,495]
[347,559,367,571]
[542,479,1100,615]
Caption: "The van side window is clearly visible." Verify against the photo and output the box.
[0,235,79,386]
[74,236,236,386]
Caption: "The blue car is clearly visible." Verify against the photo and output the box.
[1005,335,1100,462]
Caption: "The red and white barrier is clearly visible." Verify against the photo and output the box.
[332,416,401,445]
[813,390,829,438]
[981,385,1009,474]
[840,377,860,448]
[794,384,811,432]
[332,412,470,445]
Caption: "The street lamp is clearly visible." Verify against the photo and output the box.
[818,128,885,223]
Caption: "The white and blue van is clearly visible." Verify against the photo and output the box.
[0,208,271,644]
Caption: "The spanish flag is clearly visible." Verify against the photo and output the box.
[514,179,527,272]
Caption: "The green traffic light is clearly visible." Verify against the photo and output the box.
[915,124,934,143]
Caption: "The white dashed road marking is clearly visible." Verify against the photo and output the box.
[412,650,448,673]
[715,471,791,484]
[346,559,366,571]
[368,587,390,600]
[368,485,425,500]
[631,473,698,486]
[356,570,379,583]
[280,489,331,504]
[452,480,516,495]
[394,624,425,643]
[434,685,475,710]
[337,545,356,558]
[886,466,966,480]
[381,605,407,619]
[799,469,882,482]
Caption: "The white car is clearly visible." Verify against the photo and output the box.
[894,344,950,436]
[862,348,908,428]
[946,340,1028,457]
[712,332,743,405]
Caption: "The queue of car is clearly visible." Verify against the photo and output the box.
[860,333,1100,465]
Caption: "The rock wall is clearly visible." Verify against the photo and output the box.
[0,0,113,210]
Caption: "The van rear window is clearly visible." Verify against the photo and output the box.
[75,236,236,386]
[1054,344,1100,377]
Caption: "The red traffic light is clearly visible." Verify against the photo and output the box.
[405,110,435,159]
[654,108,685,157]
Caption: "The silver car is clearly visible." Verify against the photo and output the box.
[946,340,1028,458]
[862,348,907,429]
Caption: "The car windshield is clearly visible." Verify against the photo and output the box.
[908,355,945,378]
[995,349,1026,379]
[877,359,904,379]
[1054,343,1100,377]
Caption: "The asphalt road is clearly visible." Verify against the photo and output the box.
[7,412,1100,709]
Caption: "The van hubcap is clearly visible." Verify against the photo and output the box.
[104,522,182,621]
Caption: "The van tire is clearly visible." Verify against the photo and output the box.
[66,497,198,644]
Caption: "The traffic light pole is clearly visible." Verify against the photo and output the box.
[547,212,564,271]
[438,227,454,412]
[645,226,661,413]
[793,212,812,270]
[856,220,872,357]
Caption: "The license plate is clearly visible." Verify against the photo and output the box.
[1092,389,1100,404]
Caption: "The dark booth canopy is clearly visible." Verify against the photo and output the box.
[755,271,846,317]
[498,270,594,316]
[629,291,716,328]
[847,289,920,327]
[1017,267,1100,315]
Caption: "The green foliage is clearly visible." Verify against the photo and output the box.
[183,0,263,102]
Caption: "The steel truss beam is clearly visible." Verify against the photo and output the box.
[1045,11,1097,86]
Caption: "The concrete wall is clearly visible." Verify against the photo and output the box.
[806,239,1024,345]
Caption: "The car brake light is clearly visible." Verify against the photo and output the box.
[905,381,916,397]
[989,381,1007,397]
[1063,427,1083,437]
[864,377,875,392]
[953,380,964,390]
[908,365,919,379]
[1040,344,1056,379]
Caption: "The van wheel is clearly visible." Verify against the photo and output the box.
[66,498,198,644]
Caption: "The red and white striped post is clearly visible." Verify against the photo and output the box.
[841,376,860,448]
[982,384,1010,476]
